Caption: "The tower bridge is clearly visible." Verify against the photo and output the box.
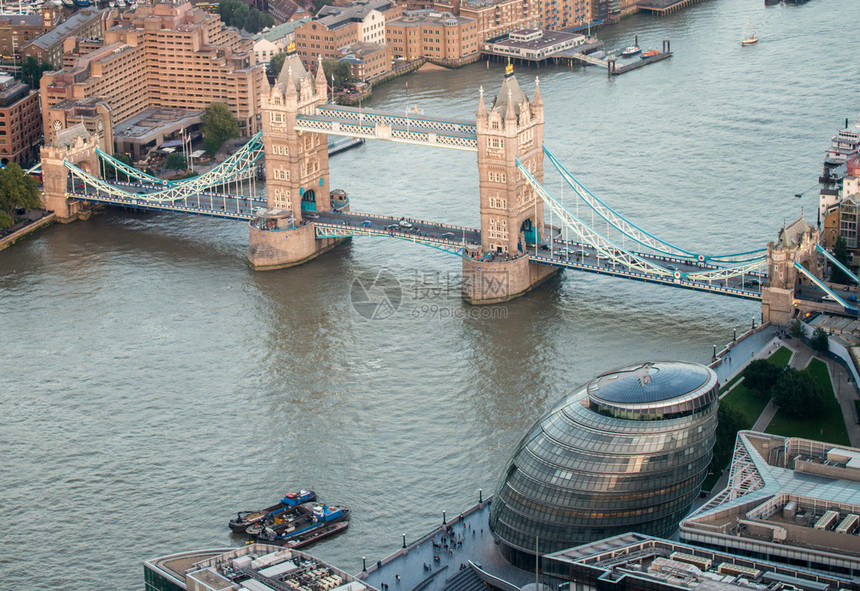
[37,50,854,324]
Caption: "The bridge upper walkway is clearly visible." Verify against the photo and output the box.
[295,105,478,151]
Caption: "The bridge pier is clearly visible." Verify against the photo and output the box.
[247,218,347,271]
[461,256,559,304]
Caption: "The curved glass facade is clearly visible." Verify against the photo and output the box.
[488,361,718,568]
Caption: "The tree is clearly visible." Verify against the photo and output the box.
[321,59,354,89]
[269,51,286,78]
[810,326,830,353]
[201,102,239,156]
[246,8,273,33]
[164,152,187,171]
[742,359,783,396]
[831,236,851,285]
[0,163,41,229]
[102,152,132,182]
[771,367,826,418]
[789,318,804,340]
[708,404,747,479]
[20,56,53,88]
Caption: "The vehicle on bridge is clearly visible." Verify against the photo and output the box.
[398,220,413,229]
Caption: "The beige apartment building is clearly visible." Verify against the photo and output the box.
[386,10,478,62]
[433,0,539,40]
[40,2,263,156]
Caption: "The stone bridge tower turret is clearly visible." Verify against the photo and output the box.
[39,124,101,222]
[260,48,331,217]
[248,49,346,271]
[761,216,821,325]
[462,65,559,304]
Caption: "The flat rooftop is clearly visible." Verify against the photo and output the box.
[681,432,860,571]
[113,108,202,143]
[146,544,374,591]
[548,533,857,591]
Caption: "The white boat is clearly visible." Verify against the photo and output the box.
[621,46,641,58]
[741,17,758,46]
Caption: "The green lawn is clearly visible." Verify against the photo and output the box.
[768,346,792,368]
[765,358,850,445]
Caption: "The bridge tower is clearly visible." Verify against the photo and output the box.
[761,216,822,325]
[39,124,101,223]
[462,65,559,304]
[248,47,344,270]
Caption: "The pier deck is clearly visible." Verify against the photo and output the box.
[355,500,553,591]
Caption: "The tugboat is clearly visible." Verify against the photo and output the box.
[255,504,350,544]
[228,489,317,533]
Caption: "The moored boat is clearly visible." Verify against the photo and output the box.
[621,46,641,58]
[72,0,90,6]
[228,489,317,533]
[641,49,659,58]
[255,504,350,543]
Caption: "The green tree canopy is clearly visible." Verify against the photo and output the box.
[102,152,132,182]
[0,163,41,229]
[831,236,851,285]
[201,102,240,156]
[810,326,830,352]
[21,56,53,89]
[322,59,354,89]
[709,404,747,479]
[743,359,783,396]
[165,152,187,171]
[789,318,805,339]
[269,52,286,78]
[246,8,273,33]
[772,367,826,418]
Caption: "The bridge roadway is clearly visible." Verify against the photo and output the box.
[311,213,765,299]
[68,181,266,221]
[64,187,765,300]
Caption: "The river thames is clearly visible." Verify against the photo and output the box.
[1,0,858,587]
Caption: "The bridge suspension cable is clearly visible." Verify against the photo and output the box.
[66,132,264,202]
[97,149,170,185]
[543,146,767,264]
[517,158,674,277]
[519,158,768,282]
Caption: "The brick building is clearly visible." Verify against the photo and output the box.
[294,0,399,69]
[433,0,538,41]
[340,41,392,79]
[0,6,59,61]
[0,72,41,165]
[22,8,110,69]
[386,10,478,62]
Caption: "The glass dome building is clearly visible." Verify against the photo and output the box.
[488,361,718,568]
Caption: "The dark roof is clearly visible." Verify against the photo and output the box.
[588,362,710,405]
[28,9,103,50]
